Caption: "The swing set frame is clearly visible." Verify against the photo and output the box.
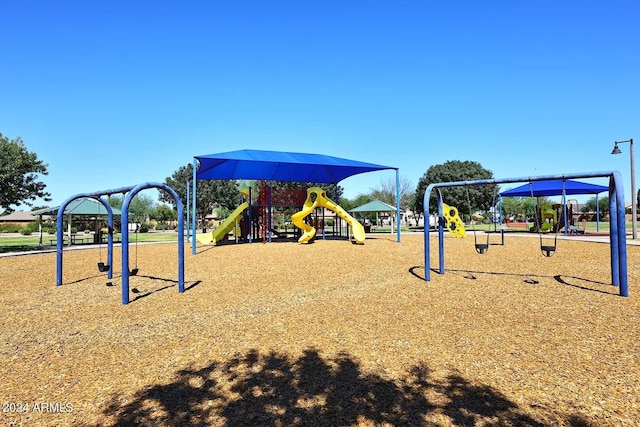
[422,171,629,297]
[55,182,185,304]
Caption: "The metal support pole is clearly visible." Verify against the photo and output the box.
[612,139,636,239]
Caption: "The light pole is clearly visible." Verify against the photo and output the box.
[612,138,637,239]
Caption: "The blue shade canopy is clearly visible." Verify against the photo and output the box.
[500,179,609,197]
[195,149,397,183]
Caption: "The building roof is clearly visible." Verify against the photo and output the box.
[195,149,397,183]
[0,211,39,222]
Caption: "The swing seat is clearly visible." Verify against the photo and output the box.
[540,245,556,257]
[97,262,110,272]
[130,268,139,276]
[475,244,489,255]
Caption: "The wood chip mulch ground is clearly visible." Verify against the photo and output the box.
[1,233,639,426]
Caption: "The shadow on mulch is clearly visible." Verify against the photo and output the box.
[126,276,202,302]
[100,348,592,426]
[408,266,618,296]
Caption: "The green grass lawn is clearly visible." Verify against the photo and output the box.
[0,221,628,255]
[0,231,183,254]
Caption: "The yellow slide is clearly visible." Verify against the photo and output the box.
[292,187,365,244]
[197,187,250,245]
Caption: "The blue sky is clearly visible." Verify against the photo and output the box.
[2,1,639,208]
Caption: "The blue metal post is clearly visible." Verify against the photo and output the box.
[613,171,628,296]
[268,185,272,243]
[186,179,190,243]
[609,179,620,288]
[396,169,401,243]
[562,181,568,235]
[248,186,253,243]
[437,190,445,275]
[499,196,505,245]
[596,195,601,232]
[192,159,197,255]
[122,182,185,304]
[121,197,131,304]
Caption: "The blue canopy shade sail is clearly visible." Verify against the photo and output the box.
[195,149,397,183]
[500,179,609,198]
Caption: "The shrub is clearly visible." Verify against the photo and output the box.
[0,223,23,233]
[20,228,32,235]
[139,223,150,233]
[26,221,40,232]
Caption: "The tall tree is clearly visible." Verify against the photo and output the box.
[150,204,178,225]
[413,160,497,217]
[369,175,414,211]
[260,181,343,202]
[501,196,547,221]
[108,194,156,226]
[0,133,51,213]
[161,163,241,231]
[581,196,610,219]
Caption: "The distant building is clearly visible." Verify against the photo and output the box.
[0,211,43,226]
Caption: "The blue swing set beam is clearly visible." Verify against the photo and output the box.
[423,171,628,297]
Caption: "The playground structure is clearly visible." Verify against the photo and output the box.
[534,204,558,233]
[196,187,250,245]
[423,171,629,297]
[529,202,580,234]
[55,182,185,305]
[195,182,366,246]
[252,182,308,242]
[191,149,400,254]
[442,203,466,238]
[292,187,365,244]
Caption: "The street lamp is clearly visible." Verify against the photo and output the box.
[612,138,636,239]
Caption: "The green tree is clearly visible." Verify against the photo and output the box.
[413,160,497,217]
[581,196,610,219]
[150,204,177,225]
[500,196,547,221]
[161,163,241,231]
[260,181,343,202]
[108,194,156,225]
[340,193,372,211]
[0,133,51,213]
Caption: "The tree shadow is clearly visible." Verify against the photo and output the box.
[100,348,592,426]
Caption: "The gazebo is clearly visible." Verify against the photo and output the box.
[349,200,398,232]
[33,198,122,245]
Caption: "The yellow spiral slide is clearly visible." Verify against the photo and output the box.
[292,187,365,244]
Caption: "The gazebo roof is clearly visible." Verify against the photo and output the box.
[350,200,397,213]
[32,198,122,216]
